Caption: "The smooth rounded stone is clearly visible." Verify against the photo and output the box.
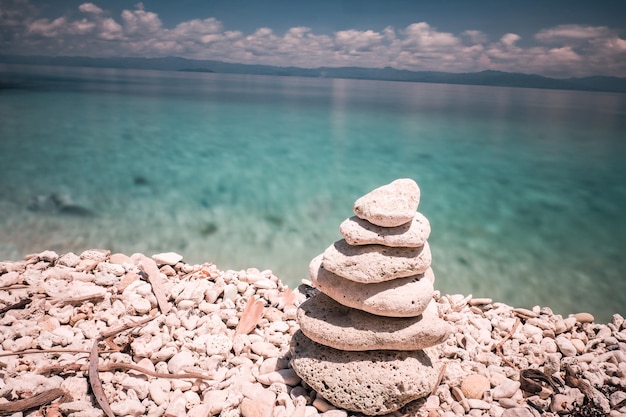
[339,213,430,247]
[502,408,534,417]
[353,178,420,227]
[152,252,183,265]
[241,390,276,417]
[309,254,434,317]
[321,240,431,283]
[58,401,94,413]
[110,398,146,417]
[164,393,187,417]
[121,376,150,399]
[467,399,490,409]
[201,390,229,415]
[109,253,133,265]
[251,341,280,358]
[297,293,451,351]
[492,378,521,400]
[573,312,595,323]
[290,331,437,416]
[257,369,301,386]
[461,374,491,399]
[168,350,196,374]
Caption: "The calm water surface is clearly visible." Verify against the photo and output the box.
[1,64,625,322]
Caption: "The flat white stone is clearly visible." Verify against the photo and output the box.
[309,254,434,317]
[297,293,452,351]
[340,213,430,247]
[353,178,420,227]
[152,252,183,265]
[322,239,431,283]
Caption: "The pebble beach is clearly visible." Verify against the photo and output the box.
[0,249,624,417]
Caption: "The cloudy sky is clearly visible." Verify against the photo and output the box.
[1,0,626,77]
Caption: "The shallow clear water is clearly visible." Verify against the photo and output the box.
[1,64,625,322]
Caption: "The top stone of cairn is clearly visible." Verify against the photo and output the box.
[353,178,420,227]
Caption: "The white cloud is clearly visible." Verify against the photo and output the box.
[78,3,104,15]
[3,1,626,77]
[121,4,162,36]
[535,25,610,42]
[26,17,67,38]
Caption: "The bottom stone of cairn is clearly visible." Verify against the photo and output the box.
[289,331,438,415]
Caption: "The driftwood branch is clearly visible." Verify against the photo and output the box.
[88,311,159,417]
[39,362,214,380]
[88,339,114,417]
[0,298,31,315]
[0,388,66,415]
[494,317,520,369]
[138,255,171,315]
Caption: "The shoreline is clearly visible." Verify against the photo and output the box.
[1,249,625,416]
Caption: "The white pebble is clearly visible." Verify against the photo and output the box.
[251,341,280,358]
[223,284,238,301]
[164,392,187,417]
[152,252,183,265]
[185,390,201,408]
[168,350,196,374]
[121,376,151,400]
[253,278,277,290]
[110,398,146,417]
[257,369,301,386]
[555,335,577,357]
[467,398,491,409]
[492,378,521,400]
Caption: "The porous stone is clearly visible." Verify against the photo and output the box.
[339,213,430,247]
[321,239,431,283]
[290,331,437,416]
[461,374,491,399]
[297,293,451,351]
[353,178,420,227]
[309,255,434,317]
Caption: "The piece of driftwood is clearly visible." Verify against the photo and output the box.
[0,387,65,414]
[88,311,159,417]
[0,298,31,315]
[138,255,171,315]
[494,317,521,369]
[565,364,610,414]
[235,296,265,336]
[431,362,447,395]
[39,362,214,380]
[88,339,114,417]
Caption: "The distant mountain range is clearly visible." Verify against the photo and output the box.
[1,54,625,93]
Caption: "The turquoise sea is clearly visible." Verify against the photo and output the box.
[1,64,625,322]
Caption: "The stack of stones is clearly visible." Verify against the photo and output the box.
[290,178,453,416]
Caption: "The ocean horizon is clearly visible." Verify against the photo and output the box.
[1,63,625,322]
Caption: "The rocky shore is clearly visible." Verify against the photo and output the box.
[0,250,625,417]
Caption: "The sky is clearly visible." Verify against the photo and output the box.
[1,0,626,77]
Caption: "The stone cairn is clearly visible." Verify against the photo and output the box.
[290,178,453,415]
